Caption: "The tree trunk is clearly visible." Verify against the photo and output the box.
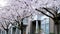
[57,24,59,34]
[53,19,59,34]
[55,22,59,34]
[6,30,8,34]
[21,29,23,34]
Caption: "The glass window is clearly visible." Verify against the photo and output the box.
[12,27,16,34]
[16,28,20,34]
[2,31,5,34]
[23,18,28,25]
[8,29,11,34]
[45,23,49,34]
[41,16,49,34]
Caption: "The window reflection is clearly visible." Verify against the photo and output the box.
[41,16,49,34]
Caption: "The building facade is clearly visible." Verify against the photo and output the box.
[0,14,55,34]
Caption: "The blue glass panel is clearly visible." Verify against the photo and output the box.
[41,16,49,34]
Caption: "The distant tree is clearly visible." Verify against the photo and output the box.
[9,1,33,34]
[10,10,32,34]
[35,7,60,34]
[1,6,33,34]
[0,1,34,34]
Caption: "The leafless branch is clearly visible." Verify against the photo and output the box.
[10,13,16,20]
[0,23,6,30]
[21,14,32,21]
[8,20,14,25]
[1,16,13,21]
[4,21,8,26]
[43,7,59,16]
[15,7,21,16]
[35,9,54,19]
[42,7,55,17]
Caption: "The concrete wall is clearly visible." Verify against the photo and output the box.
[49,18,55,33]
[26,17,32,34]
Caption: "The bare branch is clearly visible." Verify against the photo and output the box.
[42,7,55,17]
[1,16,15,23]
[8,20,13,25]
[54,7,59,14]
[21,14,32,21]
[0,23,6,30]
[1,16,13,21]
[15,8,21,16]
[10,13,16,20]
[35,9,54,19]
[44,7,59,16]
[4,21,8,26]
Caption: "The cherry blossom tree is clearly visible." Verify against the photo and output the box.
[1,0,60,34]
[32,0,60,34]
[35,7,60,34]
[0,17,13,34]
[0,0,34,34]
[10,10,32,34]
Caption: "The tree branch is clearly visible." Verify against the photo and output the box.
[42,7,55,17]
[11,13,16,20]
[8,20,13,25]
[1,16,13,21]
[0,23,6,30]
[21,14,32,22]
[35,9,54,19]
[4,21,8,26]
[15,9,21,16]
[46,7,59,16]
